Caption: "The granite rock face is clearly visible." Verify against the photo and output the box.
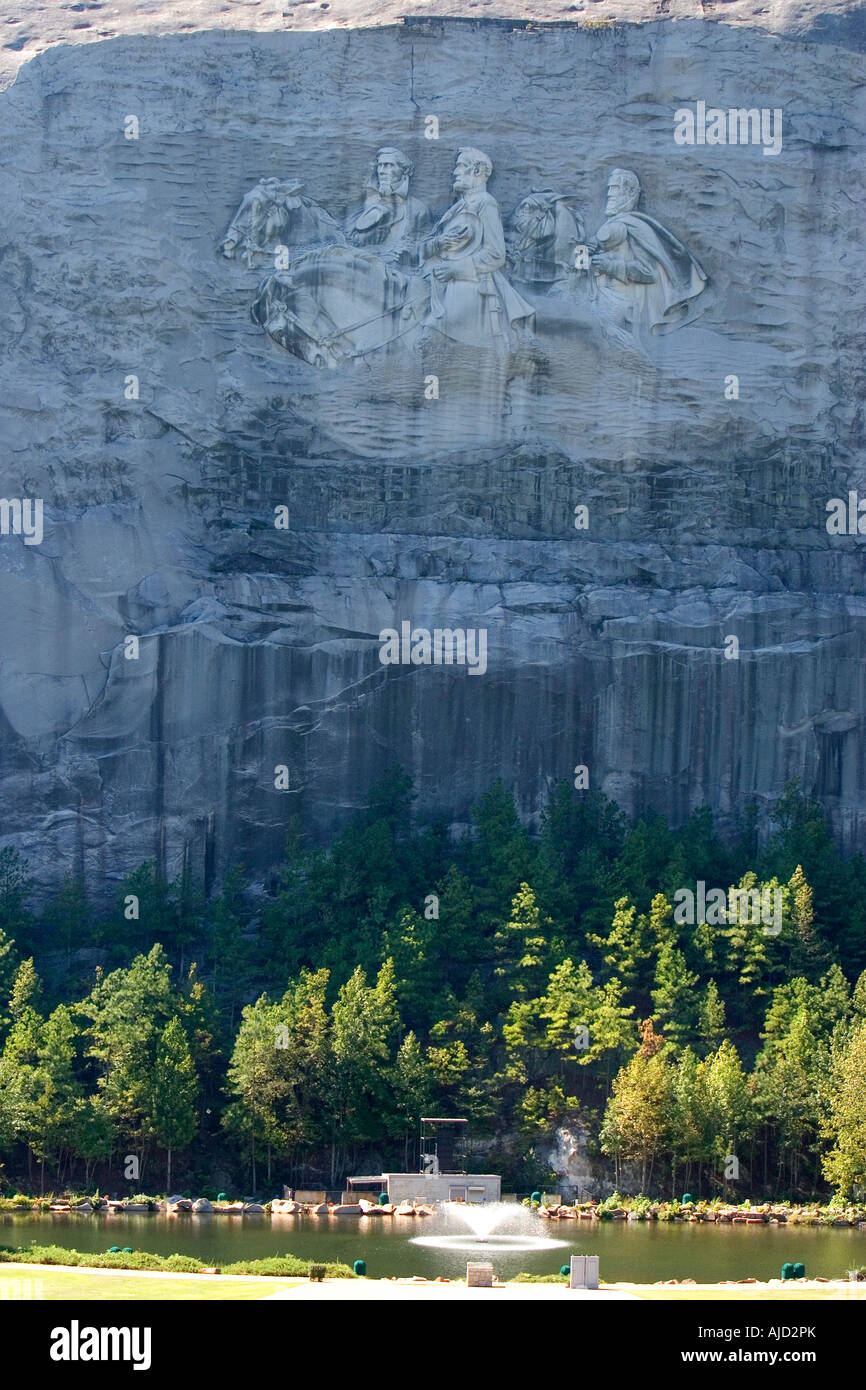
[0,19,865,894]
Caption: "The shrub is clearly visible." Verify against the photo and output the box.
[217,1255,355,1278]
[0,1243,354,1278]
[164,1254,209,1273]
[90,1251,170,1271]
[0,1244,83,1266]
[511,1273,568,1283]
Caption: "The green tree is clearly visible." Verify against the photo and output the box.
[754,1007,823,1194]
[0,925,19,1034]
[669,1047,713,1194]
[697,979,726,1052]
[9,957,42,1022]
[492,882,553,1002]
[382,908,437,1030]
[822,1021,866,1199]
[434,865,479,978]
[470,782,534,936]
[600,1027,671,1190]
[223,968,331,1189]
[786,865,833,980]
[327,960,399,1183]
[42,875,89,969]
[207,867,251,1032]
[651,943,699,1046]
[80,944,177,1179]
[32,1005,87,1190]
[391,1032,433,1168]
[589,897,647,991]
[223,994,290,1191]
[705,1040,754,1192]
[149,1017,198,1191]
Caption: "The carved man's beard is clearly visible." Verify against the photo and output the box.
[378,172,409,198]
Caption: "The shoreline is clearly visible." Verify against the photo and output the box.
[4,1198,866,1229]
[3,1262,865,1301]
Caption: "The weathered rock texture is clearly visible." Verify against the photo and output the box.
[0,18,864,893]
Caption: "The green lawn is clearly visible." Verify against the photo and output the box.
[615,1283,865,1301]
[2,1267,304,1300]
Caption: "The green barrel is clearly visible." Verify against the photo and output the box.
[682,1193,693,1205]
[792,1262,805,1279]
[781,1262,795,1280]
[378,1192,388,1206]
[353,1259,367,1277]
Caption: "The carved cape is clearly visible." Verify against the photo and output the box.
[598,211,707,333]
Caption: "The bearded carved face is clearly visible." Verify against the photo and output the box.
[376,155,408,197]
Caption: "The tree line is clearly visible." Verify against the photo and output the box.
[0,773,864,1198]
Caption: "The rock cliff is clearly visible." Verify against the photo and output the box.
[0,17,864,893]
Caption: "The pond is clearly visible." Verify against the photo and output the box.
[3,1210,864,1282]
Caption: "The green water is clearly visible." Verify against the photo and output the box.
[3,1212,863,1282]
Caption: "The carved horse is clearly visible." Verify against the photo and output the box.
[251,246,431,368]
[221,180,344,268]
[507,190,584,287]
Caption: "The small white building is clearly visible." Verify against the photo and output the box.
[347,1172,501,1205]
[348,1118,500,1205]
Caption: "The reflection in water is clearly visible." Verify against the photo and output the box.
[2,1211,862,1283]
[411,1201,566,1254]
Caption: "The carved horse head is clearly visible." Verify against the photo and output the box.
[507,191,584,285]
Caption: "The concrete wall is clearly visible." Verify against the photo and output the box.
[384,1173,501,1204]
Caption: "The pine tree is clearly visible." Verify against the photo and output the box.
[705,1040,754,1182]
[80,944,177,1174]
[392,1032,432,1168]
[223,994,291,1191]
[669,1047,714,1189]
[382,908,437,1030]
[33,1005,87,1188]
[600,1034,671,1190]
[492,882,552,1001]
[43,875,89,969]
[754,1007,822,1193]
[697,979,726,1052]
[822,1021,866,1199]
[434,864,478,975]
[208,868,251,1030]
[539,957,597,1053]
[589,896,647,991]
[327,960,399,1181]
[471,781,534,934]
[149,1017,198,1191]
[651,943,699,1046]
[9,957,42,1022]
[787,865,833,979]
